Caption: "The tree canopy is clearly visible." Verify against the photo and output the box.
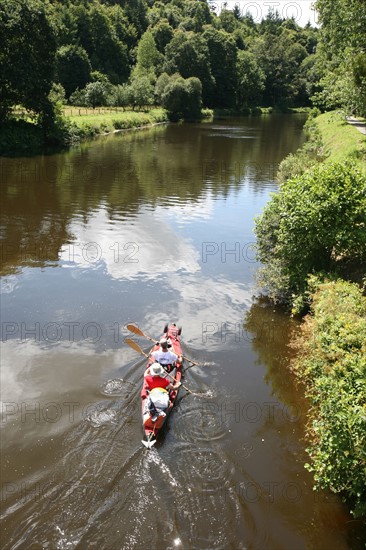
[0,0,56,121]
[5,0,366,134]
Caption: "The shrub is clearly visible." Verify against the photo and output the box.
[292,277,366,517]
[255,162,366,306]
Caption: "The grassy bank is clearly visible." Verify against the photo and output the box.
[316,111,366,170]
[291,277,366,517]
[66,107,168,139]
[0,106,216,156]
[277,109,366,182]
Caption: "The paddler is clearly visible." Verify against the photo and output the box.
[151,337,182,373]
[144,363,181,421]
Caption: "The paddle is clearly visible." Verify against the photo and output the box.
[125,338,207,398]
[126,323,201,366]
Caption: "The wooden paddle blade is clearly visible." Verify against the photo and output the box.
[126,324,145,337]
[125,338,149,358]
[127,324,156,343]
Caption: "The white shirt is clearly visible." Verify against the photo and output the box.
[152,349,178,365]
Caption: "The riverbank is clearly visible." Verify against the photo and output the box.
[316,111,366,171]
[269,110,366,518]
[0,107,216,156]
[290,277,366,517]
[0,108,169,156]
[277,109,366,182]
[66,107,169,140]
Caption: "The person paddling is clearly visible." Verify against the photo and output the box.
[144,363,181,422]
[151,338,182,372]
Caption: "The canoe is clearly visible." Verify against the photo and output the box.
[140,323,183,448]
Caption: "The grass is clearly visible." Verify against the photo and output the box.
[315,110,366,172]
[66,107,168,137]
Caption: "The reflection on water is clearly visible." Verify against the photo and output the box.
[1,115,365,549]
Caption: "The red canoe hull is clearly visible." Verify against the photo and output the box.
[141,324,183,444]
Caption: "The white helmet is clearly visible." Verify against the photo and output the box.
[150,363,164,376]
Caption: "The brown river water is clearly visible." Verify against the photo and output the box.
[1,115,365,549]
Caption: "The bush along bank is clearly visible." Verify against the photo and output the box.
[291,276,366,517]
[255,161,366,310]
[254,109,366,517]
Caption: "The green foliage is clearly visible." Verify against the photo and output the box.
[0,120,44,155]
[314,0,366,116]
[84,81,110,108]
[150,19,174,53]
[277,108,326,182]
[236,50,265,110]
[160,74,202,120]
[163,31,215,105]
[251,29,308,107]
[135,30,162,75]
[155,72,171,104]
[255,162,366,303]
[55,44,91,98]
[292,277,366,517]
[203,27,237,108]
[0,0,56,122]
[49,82,66,106]
[111,84,133,108]
[129,75,155,109]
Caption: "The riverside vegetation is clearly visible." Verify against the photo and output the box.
[252,5,365,514]
[254,110,366,516]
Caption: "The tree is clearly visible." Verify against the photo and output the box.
[150,19,174,53]
[84,81,109,108]
[251,31,307,107]
[313,0,366,116]
[183,0,212,32]
[0,0,56,122]
[55,45,91,98]
[254,162,366,303]
[129,75,155,109]
[112,83,132,108]
[135,30,162,76]
[203,27,237,108]
[155,72,171,103]
[161,74,202,120]
[88,4,130,84]
[163,31,215,105]
[236,50,265,110]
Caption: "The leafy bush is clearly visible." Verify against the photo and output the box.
[292,277,366,517]
[160,74,202,120]
[277,108,326,182]
[255,162,366,306]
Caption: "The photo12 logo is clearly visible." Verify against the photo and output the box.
[202,242,257,263]
[207,1,318,25]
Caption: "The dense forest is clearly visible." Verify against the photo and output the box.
[1,0,365,143]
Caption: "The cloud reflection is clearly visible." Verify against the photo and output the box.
[59,206,201,280]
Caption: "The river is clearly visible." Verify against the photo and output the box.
[1,115,365,549]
